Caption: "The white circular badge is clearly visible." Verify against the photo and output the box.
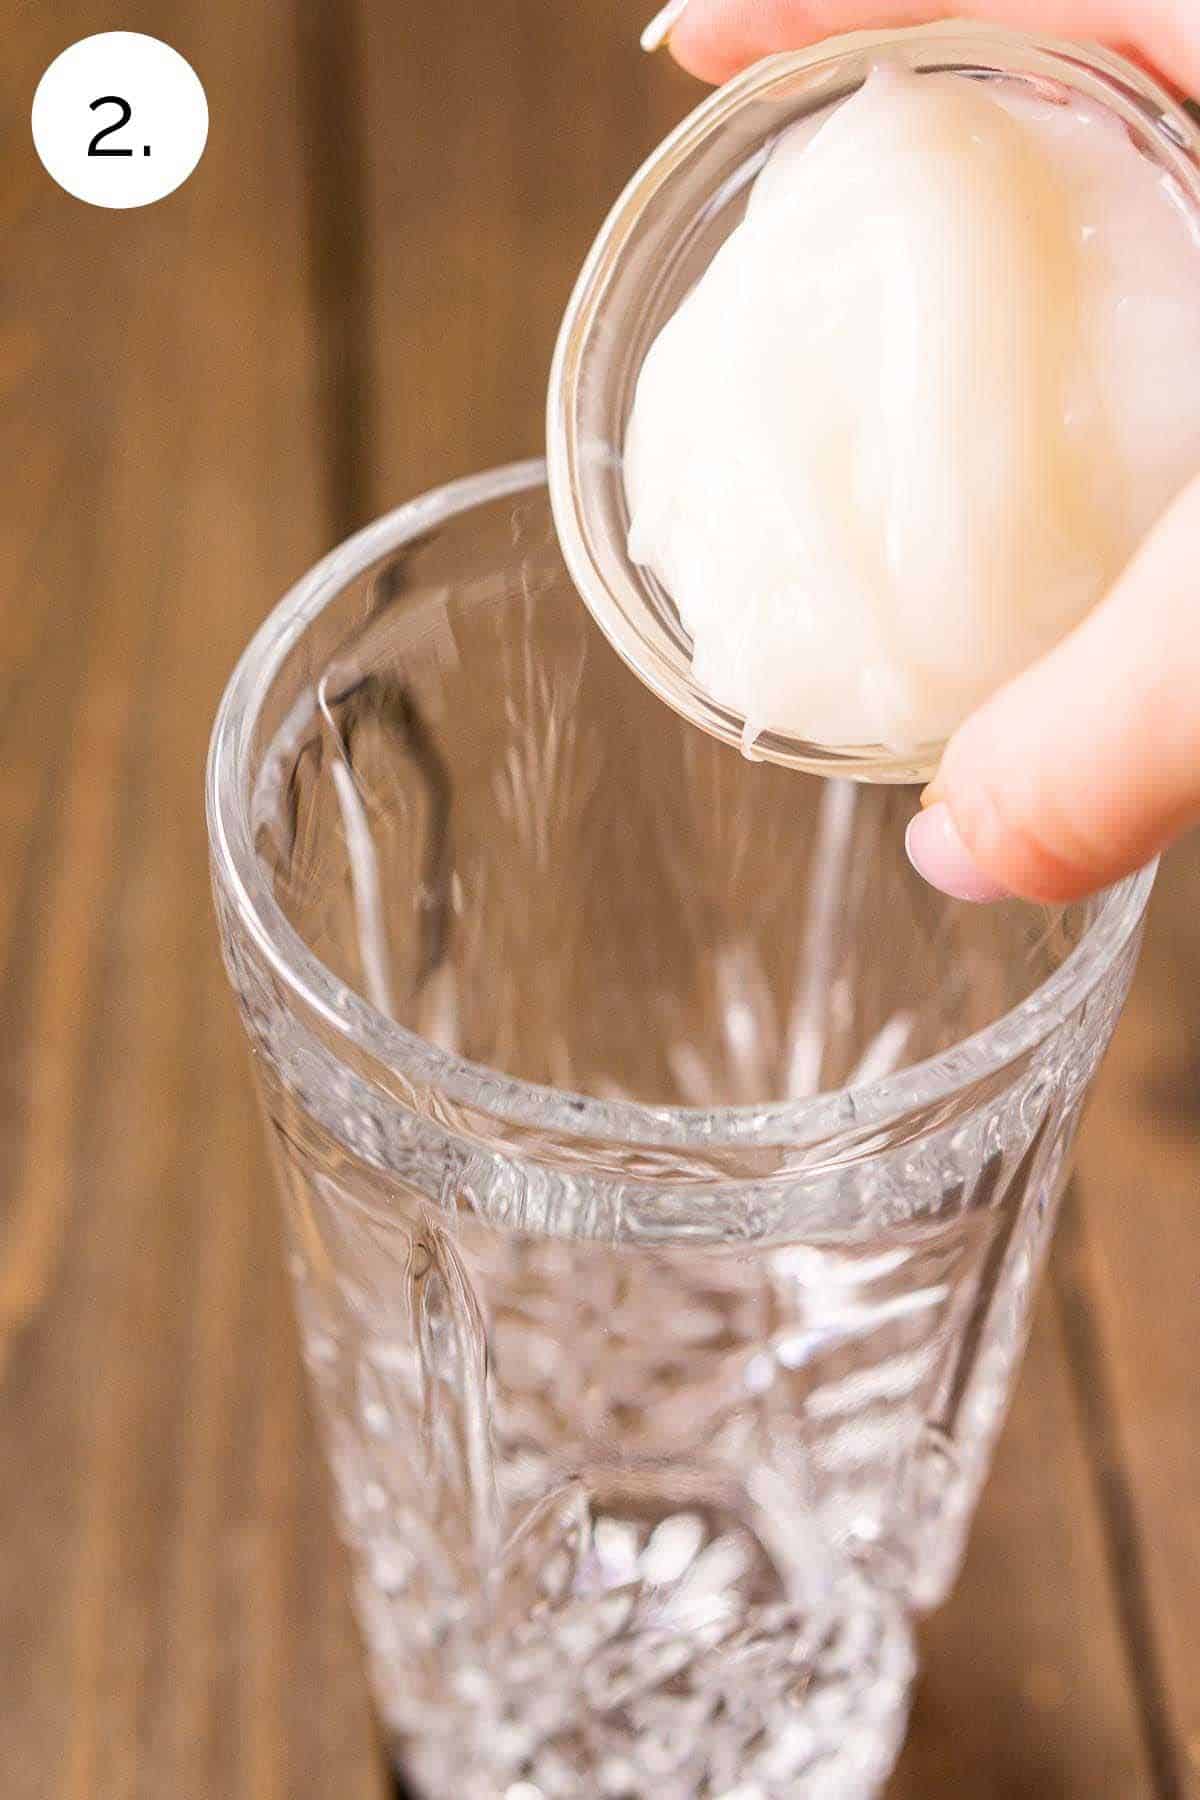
[32,32,208,209]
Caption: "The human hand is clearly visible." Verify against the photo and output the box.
[642,0,1200,905]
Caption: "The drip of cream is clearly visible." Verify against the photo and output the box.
[623,68,1200,754]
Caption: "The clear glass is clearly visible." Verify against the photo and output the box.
[547,24,1200,782]
[208,463,1153,1798]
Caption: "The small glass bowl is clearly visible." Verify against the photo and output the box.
[547,23,1200,782]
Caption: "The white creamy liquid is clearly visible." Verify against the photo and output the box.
[623,69,1200,755]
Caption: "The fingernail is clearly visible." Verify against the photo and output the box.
[905,802,1011,904]
[640,0,690,52]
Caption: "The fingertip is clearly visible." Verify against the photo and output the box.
[905,802,1012,904]
[664,3,742,83]
[931,716,1109,905]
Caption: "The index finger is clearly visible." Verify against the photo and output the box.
[666,0,1200,95]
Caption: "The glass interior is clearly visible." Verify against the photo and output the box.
[249,477,1100,1109]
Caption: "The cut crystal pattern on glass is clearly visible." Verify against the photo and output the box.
[209,465,1152,1797]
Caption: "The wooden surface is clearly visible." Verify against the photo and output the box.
[3,5,1198,1796]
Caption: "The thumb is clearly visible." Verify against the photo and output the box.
[906,473,1200,904]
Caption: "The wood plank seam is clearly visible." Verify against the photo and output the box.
[1052,1188,1187,1800]
[294,0,376,542]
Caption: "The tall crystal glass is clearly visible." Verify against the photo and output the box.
[208,462,1153,1798]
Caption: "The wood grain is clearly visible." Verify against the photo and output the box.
[356,0,699,512]
[2,5,380,1799]
[1070,840,1200,1799]
[889,1258,1155,1797]
[3,1,1197,1796]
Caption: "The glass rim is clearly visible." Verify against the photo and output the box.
[207,458,1156,1151]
